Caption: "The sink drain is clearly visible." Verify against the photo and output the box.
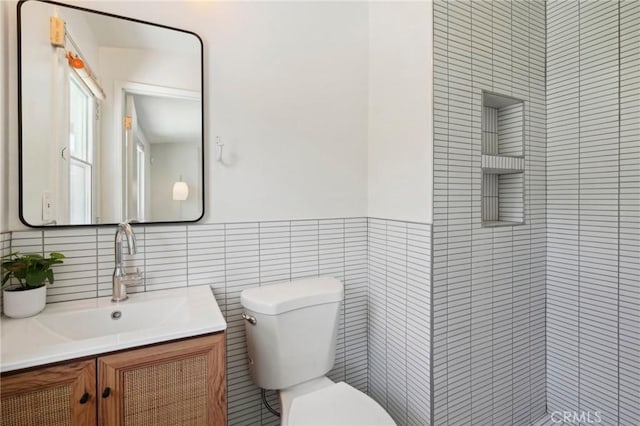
[111,310,122,320]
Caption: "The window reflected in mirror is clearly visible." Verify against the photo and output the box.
[68,73,96,224]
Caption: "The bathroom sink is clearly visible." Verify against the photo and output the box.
[0,285,226,373]
[36,295,188,340]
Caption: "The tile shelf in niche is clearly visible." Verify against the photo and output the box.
[482,220,524,228]
[481,154,525,174]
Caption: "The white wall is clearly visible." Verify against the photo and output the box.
[367,2,433,223]
[202,1,369,222]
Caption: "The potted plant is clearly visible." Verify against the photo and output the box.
[1,252,65,318]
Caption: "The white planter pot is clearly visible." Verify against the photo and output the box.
[3,285,47,319]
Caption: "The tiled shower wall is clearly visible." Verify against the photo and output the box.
[4,219,371,426]
[367,218,431,425]
[432,0,547,424]
[546,0,640,424]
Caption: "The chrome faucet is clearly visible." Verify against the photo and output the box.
[112,223,143,302]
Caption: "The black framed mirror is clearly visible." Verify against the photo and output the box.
[18,0,204,227]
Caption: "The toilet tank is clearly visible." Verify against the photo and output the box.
[240,277,343,390]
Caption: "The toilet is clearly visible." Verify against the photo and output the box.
[240,276,396,426]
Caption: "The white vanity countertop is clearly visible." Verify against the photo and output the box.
[0,285,227,373]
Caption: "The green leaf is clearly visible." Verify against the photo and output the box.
[13,269,27,280]
[46,269,54,285]
[23,253,44,261]
[50,252,65,259]
[25,270,47,286]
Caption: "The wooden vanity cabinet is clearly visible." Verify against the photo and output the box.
[0,333,226,426]
[98,333,226,426]
[0,359,96,426]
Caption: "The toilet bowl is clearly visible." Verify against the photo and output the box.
[280,377,395,426]
[240,277,396,426]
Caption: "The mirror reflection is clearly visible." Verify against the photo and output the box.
[19,0,203,226]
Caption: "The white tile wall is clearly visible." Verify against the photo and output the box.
[44,228,99,302]
[367,218,431,426]
[0,232,9,258]
[0,232,11,306]
[547,1,640,424]
[6,218,371,426]
[432,0,547,424]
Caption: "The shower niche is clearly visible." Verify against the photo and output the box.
[481,91,525,226]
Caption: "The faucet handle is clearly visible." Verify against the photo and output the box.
[123,268,143,284]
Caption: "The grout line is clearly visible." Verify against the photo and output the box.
[95,228,98,298]
[343,218,347,381]
[404,222,409,423]
[142,226,147,292]
[425,3,436,420]
[383,219,388,408]
[185,225,189,287]
[616,0,621,420]
[470,2,476,420]
[367,217,371,396]
[258,221,261,286]
[542,0,547,418]
[444,0,450,421]
[577,0,581,415]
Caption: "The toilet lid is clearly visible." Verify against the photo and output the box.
[287,382,396,426]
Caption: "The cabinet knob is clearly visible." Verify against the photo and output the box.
[102,387,111,398]
[79,392,90,404]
